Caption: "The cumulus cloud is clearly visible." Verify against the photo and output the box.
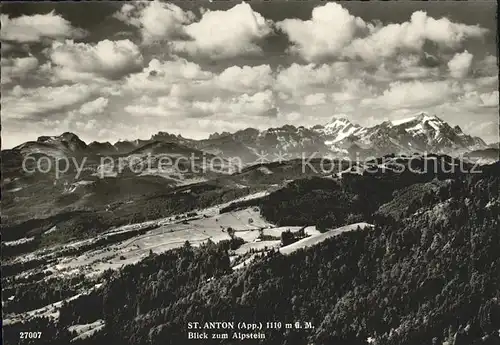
[119,61,278,129]
[331,79,375,102]
[78,97,109,115]
[0,11,86,43]
[276,62,350,94]
[388,54,440,80]
[370,65,436,83]
[75,119,99,131]
[172,3,273,59]
[228,90,277,117]
[362,80,462,110]
[2,3,497,149]
[188,90,278,118]
[474,54,498,78]
[47,39,144,81]
[1,56,39,84]
[2,84,98,120]
[114,2,271,59]
[277,3,370,62]
[448,51,474,78]
[278,3,488,63]
[467,121,498,143]
[304,93,327,106]
[1,42,14,53]
[124,60,275,105]
[125,89,278,120]
[125,58,213,93]
[275,62,368,110]
[113,1,194,44]
[283,111,302,122]
[215,65,274,92]
[480,91,500,108]
[459,90,499,108]
[124,96,175,118]
[347,12,487,63]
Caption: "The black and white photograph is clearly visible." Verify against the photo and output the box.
[1,0,499,344]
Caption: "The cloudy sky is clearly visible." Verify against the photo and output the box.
[1,0,498,148]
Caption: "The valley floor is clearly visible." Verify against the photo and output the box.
[2,189,371,332]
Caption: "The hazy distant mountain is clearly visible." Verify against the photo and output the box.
[13,132,88,158]
[2,113,489,164]
[314,115,368,145]
[463,147,500,164]
[87,141,117,155]
[314,112,487,158]
[204,112,487,161]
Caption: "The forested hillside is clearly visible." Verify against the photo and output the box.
[3,162,498,345]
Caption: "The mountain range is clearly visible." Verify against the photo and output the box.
[4,112,494,164]
[3,111,500,345]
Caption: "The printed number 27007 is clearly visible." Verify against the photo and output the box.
[20,332,42,339]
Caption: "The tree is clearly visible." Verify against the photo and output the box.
[281,230,295,246]
[227,227,235,239]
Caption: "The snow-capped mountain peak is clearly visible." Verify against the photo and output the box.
[390,112,441,127]
[5,113,489,164]
[325,114,353,127]
[306,112,486,158]
[362,112,486,154]
[320,116,367,143]
[386,113,451,141]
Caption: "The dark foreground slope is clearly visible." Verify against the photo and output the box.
[3,161,499,345]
